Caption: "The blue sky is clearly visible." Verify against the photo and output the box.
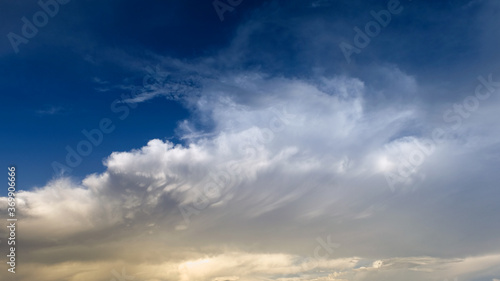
[1,0,500,280]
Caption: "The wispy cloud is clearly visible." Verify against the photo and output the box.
[4,65,500,280]
[36,106,65,116]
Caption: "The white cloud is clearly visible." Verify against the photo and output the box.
[2,67,500,281]
[36,105,65,115]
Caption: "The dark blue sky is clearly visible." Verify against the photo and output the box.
[0,0,252,191]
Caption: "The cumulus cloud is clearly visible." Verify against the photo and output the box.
[2,63,500,281]
[2,1,500,279]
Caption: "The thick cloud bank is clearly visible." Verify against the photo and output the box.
[2,66,500,281]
